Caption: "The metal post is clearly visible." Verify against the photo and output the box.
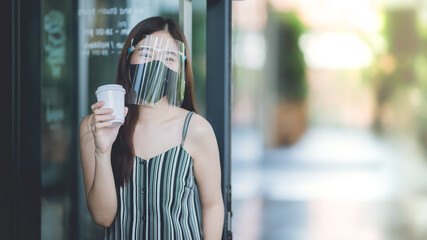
[1,0,15,239]
[11,0,42,238]
[206,0,232,239]
[179,0,193,56]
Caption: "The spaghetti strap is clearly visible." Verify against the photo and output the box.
[180,111,195,146]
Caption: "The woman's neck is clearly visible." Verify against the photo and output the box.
[136,98,177,125]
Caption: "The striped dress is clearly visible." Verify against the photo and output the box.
[104,111,203,239]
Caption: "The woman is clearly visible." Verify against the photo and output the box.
[79,16,224,239]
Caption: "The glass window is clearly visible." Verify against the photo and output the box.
[41,0,76,239]
[40,0,206,239]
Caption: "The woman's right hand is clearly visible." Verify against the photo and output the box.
[90,101,128,154]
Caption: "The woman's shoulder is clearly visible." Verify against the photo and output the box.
[176,108,213,136]
[187,112,213,136]
[184,110,218,156]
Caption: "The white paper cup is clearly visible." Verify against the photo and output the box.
[95,84,126,127]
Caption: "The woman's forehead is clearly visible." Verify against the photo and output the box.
[136,33,181,51]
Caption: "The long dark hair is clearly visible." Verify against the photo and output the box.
[112,17,198,187]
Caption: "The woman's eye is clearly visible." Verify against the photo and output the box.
[165,57,175,62]
[139,53,151,58]
[135,49,150,57]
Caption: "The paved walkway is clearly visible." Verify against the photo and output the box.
[232,126,427,240]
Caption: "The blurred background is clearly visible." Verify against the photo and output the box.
[231,0,427,239]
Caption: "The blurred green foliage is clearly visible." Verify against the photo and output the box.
[275,11,307,101]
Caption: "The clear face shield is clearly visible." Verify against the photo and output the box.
[126,35,186,108]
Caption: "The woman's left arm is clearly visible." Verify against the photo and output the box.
[187,114,225,240]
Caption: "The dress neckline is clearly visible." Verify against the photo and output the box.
[134,111,195,162]
[134,144,192,162]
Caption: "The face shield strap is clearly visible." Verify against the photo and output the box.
[128,38,134,54]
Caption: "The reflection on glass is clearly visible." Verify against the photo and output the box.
[41,0,75,239]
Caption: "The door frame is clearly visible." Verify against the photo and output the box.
[206,0,233,239]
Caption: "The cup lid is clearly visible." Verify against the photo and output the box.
[95,84,126,95]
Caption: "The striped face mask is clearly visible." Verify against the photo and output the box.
[126,35,186,108]
[129,60,179,105]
